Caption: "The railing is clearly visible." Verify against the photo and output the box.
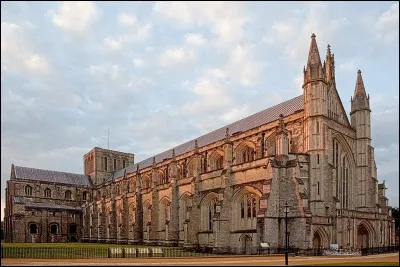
[2,245,398,259]
[361,246,399,256]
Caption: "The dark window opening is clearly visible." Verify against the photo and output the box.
[317,154,320,164]
[114,158,117,171]
[69,225,77,234]
[29,224,37,234]
[65,190,72,199]
[44,188,51,198]
[25,185,33,196]
[82,191,87,201]
[105,157,108,171]
[50,224,58,234]
[123,160,126,169]
[317,182,320,195]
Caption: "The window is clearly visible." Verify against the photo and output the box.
[25,185,33,196]
[104,157,108,171]
[44,188,51,198]
[216,156,223,170]
[208,203,216,230]
[317,182,320,195]
[123,160,126,169]
[316,121,320,133]
[29,224,37,234]
[65,190,72,199]
[82,191,87,201]
[317,154,320,164]
[114,158,117,171]
[50,224,58,234]
[240,146,254,164]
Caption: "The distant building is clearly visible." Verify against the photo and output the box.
[4,34,395,253]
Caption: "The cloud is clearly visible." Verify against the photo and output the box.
[102,23,152,51]
[48,1,100,35]
[185,33,207,46]
[1,22,50,74]
[118,13,137,26]
[133,58,145,68]
[375,3,399,44]
[159,47,195,68]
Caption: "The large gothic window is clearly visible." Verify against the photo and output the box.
[233,190,260,231]
[25,185,33,196]
[143,201,151,227]
[159,199,169,231]
[200,194,218,231]
[179,195,190,231]
[332,137,354,210]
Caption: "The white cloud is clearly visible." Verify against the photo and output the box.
[118,13,137,26]
[102,23,152,51]
[159,47,195,67]
[153,1,248,48]
[339,59,356,72]
[88,64,120,80]
[220,105,251,122]
[1,22,50,74]
[375,3,399,44]
[103,37,124,50]
[48,1,99,35]
[185,33,207,46]
[133,58,145,68]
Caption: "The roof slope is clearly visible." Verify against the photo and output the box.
[14,166,91,187]
[109,95,304,181]
[13,197,81,211]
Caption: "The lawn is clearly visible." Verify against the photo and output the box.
[304,262,399,266]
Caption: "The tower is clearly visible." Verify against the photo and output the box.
[302,34,328,210]
[350,70,373,209]
[83,147,134,186]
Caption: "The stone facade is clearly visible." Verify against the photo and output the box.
[4,34,395,253]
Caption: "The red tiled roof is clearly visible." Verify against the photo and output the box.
[109,95,304,181]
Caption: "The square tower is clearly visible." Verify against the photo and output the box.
[83,147,134,185]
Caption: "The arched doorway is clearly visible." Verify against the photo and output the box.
[357,225,369,248]
[313,232,321,249]
[241,234,252,254]
[69,224,78,242]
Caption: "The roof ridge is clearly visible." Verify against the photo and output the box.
[14,165,88,177]
[105,95,303,182]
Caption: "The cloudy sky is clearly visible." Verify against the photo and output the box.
[1,1,399,220]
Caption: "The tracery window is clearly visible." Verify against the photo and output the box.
[44,188,51,198]
[25,185,33,196]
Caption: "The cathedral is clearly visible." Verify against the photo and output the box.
[4,34,395,253]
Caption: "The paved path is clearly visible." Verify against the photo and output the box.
[2,253,399,266]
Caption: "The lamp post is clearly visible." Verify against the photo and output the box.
[284,201,290,266]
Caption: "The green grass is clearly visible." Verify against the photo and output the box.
[304,263,399,266]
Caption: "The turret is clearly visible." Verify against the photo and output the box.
[303,33,325,86]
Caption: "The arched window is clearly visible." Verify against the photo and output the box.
[49,223,58,234]
[143,201,151,227]
[187,159,195,177]
[25,185,33,196]
[236,143,255,164]
[179,195,191,231]
[200,194,218,231]
[209,151,224,171]
[82,191,87,200]
[216,155,223,170]
[159,199,169,231]
[44,188,51,198]
[29,223,38,234]
[233,190,260,231]
[65,190,72,199]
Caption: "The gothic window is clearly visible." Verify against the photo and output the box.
[187,159,195,177]
[143,202,151,226]
[216,155,223,170]
[82,191,87,200]
[240,146,254,163]
[159,199,169,231]
[65,190,72,199]
[123,160,126,169]
[104,157,108,171]
[114,158,117,171]
[200,194,217,231]
[183,159,187,178]
[234,192,259,230]
[179,196,190,230]
[44,188,51,198]
[25,185,33,196]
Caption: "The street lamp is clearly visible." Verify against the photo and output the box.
[284,201,291,266]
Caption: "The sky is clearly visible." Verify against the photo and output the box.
[1,1,399,220]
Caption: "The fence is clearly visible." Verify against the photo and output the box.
[361,246,399,256]
[2,245,398,259]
